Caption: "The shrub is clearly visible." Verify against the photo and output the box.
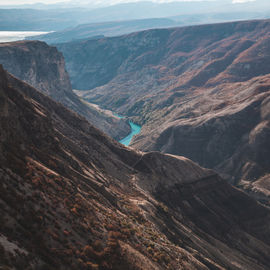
[86,262,99,270]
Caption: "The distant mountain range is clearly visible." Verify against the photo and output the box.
[27,18,177,44]
[1,1,270,31]
[28,11,270,44]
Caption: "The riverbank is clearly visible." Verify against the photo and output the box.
[77,97,141,145]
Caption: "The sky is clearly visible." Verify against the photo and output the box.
[0,0,256,5]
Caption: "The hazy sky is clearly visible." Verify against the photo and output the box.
[0,0,256,5]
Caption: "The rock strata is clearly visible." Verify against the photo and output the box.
[1,65,270,269]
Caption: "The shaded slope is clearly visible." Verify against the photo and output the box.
[0,40,130,140]
[1,66,270,269]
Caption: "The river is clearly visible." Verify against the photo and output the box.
[113,113,141,146]
[71,99,142,147]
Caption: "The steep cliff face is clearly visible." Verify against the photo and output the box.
[133,76,270,185]
[57,19,270,196]
[1,66,270,270]
[0,40,71,99]
[0,40,130,140]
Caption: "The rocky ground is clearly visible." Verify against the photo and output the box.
[1,65,270,269]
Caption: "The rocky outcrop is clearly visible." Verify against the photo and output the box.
[1,65,270,270]
[0,40,130,140]
[57,19,270,196]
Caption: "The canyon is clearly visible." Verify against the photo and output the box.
[0,40,130,140]
[1,10,270,269]
[58,19,270,203]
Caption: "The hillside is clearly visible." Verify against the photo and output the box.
[1,64,270,269]
[58,19,270,201]
[0,40,130,140]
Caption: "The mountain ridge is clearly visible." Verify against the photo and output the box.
[1,65,270,269]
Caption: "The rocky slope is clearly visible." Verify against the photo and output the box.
[0,40,130,140]
[58,19,270,198]
[1,65,270,269]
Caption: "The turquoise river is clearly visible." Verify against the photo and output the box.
[113,113,141,146]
